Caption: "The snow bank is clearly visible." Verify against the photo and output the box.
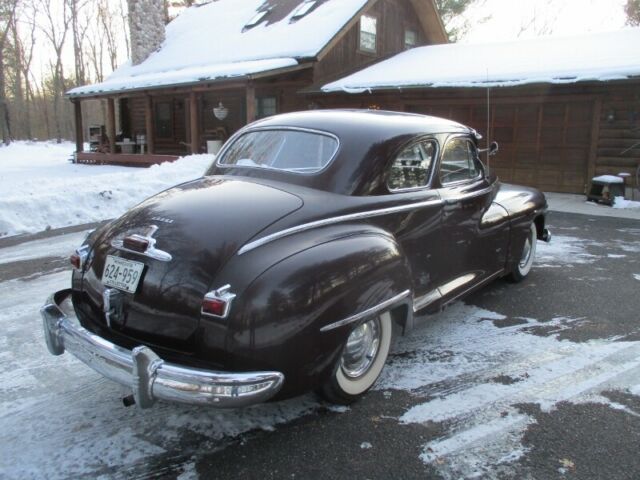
[0,141,212,237]
[592,174,624,183]
[614,196,640,209]
[322,29,640,92]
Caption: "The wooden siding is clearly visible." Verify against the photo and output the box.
[594,85,640,185]
[310,82,640,194]
[313,0,430,86]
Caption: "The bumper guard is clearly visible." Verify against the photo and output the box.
[41,290,285,409]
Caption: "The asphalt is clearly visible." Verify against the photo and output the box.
[1,210,639,480]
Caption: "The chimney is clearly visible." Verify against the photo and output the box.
[128,0,166,65]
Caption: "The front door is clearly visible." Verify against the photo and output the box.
[436,135,505,302]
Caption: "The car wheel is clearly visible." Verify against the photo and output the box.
[319,311,393,405]
[508,223,537,282]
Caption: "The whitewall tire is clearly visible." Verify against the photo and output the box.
[509,223,537,282]
[319,311,393,404]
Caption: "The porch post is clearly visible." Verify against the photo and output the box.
[246,82,256,124]
[73,99,83,153]
[145,95,155,155]
[107,97,116,154]
[189,92,199,154]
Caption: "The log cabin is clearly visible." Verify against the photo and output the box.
[67,0,447,167]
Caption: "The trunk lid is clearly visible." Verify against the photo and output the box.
[79,177,302,353]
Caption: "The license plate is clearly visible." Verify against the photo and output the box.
[102,255,145,294]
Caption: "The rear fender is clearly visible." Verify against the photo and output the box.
[223,230,413,398]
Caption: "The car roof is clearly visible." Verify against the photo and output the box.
[214,109,474,196]
[251,109,471,137]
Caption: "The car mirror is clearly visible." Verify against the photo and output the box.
[488,141,499,156]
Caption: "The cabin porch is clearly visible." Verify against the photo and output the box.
[70,81,267,167]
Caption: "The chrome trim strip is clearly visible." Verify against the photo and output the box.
[412,288,442,313]
[238,198,443,255]
[443,186,493,204]
[439,272,478,297]
[443,269,504,307]
[320,289,411,332]
[41,290,284,409]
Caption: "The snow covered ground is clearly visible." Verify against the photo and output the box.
[0,141,212,238]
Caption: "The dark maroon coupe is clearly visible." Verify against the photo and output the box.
[42,110,550,409]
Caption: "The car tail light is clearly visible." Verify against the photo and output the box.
[123,234,150,253]
[70,245,90,271]
[201,285,236,319]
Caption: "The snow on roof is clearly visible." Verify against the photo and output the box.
[322,29,640,93]
[68,0,368,97]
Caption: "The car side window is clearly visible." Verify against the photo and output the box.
[388,141,436,191]
[439,138,481,185]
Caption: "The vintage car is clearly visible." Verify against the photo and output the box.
[41,110,550,409]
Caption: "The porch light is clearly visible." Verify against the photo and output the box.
[213,102,229,121]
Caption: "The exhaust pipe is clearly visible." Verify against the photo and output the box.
[122,394,136,407]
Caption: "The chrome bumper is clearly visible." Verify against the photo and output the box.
[41,290,284,409]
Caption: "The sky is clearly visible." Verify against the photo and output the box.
[455,0,629,43]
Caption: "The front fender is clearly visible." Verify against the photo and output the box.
[223,230,413,398]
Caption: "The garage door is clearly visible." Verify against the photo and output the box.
[407,100,593,193]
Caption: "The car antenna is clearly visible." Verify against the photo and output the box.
[486,68,491,177]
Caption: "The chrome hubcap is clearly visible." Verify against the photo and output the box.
[341,317,381,379]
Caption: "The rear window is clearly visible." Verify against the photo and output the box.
[217,129,338,174]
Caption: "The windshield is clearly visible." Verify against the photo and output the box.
[216,129,338,174]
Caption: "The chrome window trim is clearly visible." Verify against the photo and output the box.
[215,126,341,177]
[438,134,484,187]
[386,138,439,193]
[237,198,443,255]
[320,289,411,332]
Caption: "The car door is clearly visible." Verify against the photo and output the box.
[435,135,506,303]
[386,139,445,313]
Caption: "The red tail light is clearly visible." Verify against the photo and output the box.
[70,253,81,269]
[202,298,227,317]
[123,234,150,252]
[201,285,236,319]
[70,245,90,271]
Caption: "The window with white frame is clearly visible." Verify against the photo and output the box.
[359,15,377,53]
[404,29,418,49]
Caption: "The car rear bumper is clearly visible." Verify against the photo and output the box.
[41,289,285,409]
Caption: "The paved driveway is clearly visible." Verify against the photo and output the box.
[1,211,639,480]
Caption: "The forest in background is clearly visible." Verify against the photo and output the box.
[0,0,636,146]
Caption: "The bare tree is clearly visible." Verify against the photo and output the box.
[626,0,640,25]
[0,0,18,144]
[36,0,71,142]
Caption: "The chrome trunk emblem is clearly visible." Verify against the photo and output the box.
[103,288,124,328]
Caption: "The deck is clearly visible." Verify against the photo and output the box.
[75,152,180,168]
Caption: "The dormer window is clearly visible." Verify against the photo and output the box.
[244,9,270,30]
[404,29,417,49]
[291,1,317,21]
[359,15,377,53]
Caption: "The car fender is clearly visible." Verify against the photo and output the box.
[494,183,548,270]
[220,228,413,397]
